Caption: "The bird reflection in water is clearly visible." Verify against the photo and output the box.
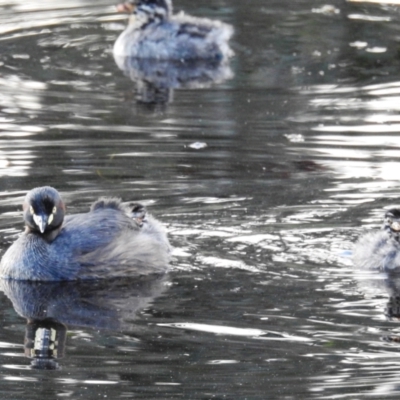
[0,275,167,369]
[25,320,66,370]
[382,279,400,343]
[114,56,233,107]
[354,268,400,343]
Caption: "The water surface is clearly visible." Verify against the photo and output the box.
[1,0,400,398]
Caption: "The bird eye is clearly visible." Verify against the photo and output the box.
[29,206,34,215]
[52,206,57,214]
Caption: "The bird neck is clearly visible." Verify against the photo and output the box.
[388,230,400,243]
[133,7,169,27]
[26,224,63,243]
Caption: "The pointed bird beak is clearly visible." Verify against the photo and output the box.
[33,214,48,234]
[116,2,135,13]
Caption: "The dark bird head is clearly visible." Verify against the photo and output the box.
[23,187,65,240]
[130,203,147,227]
[116,0,172,21]
[384,209,400,240]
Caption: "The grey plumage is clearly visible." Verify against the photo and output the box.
[0,187,170,281]
[354,230,400,271]
[114,0,234,61]
[354,209,400,272]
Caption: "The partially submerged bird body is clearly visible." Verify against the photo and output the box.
[354,209,400,272]
[113,0,234,62]
[0,187,170,281]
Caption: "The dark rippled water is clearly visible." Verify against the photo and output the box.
[2,0,400,398]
